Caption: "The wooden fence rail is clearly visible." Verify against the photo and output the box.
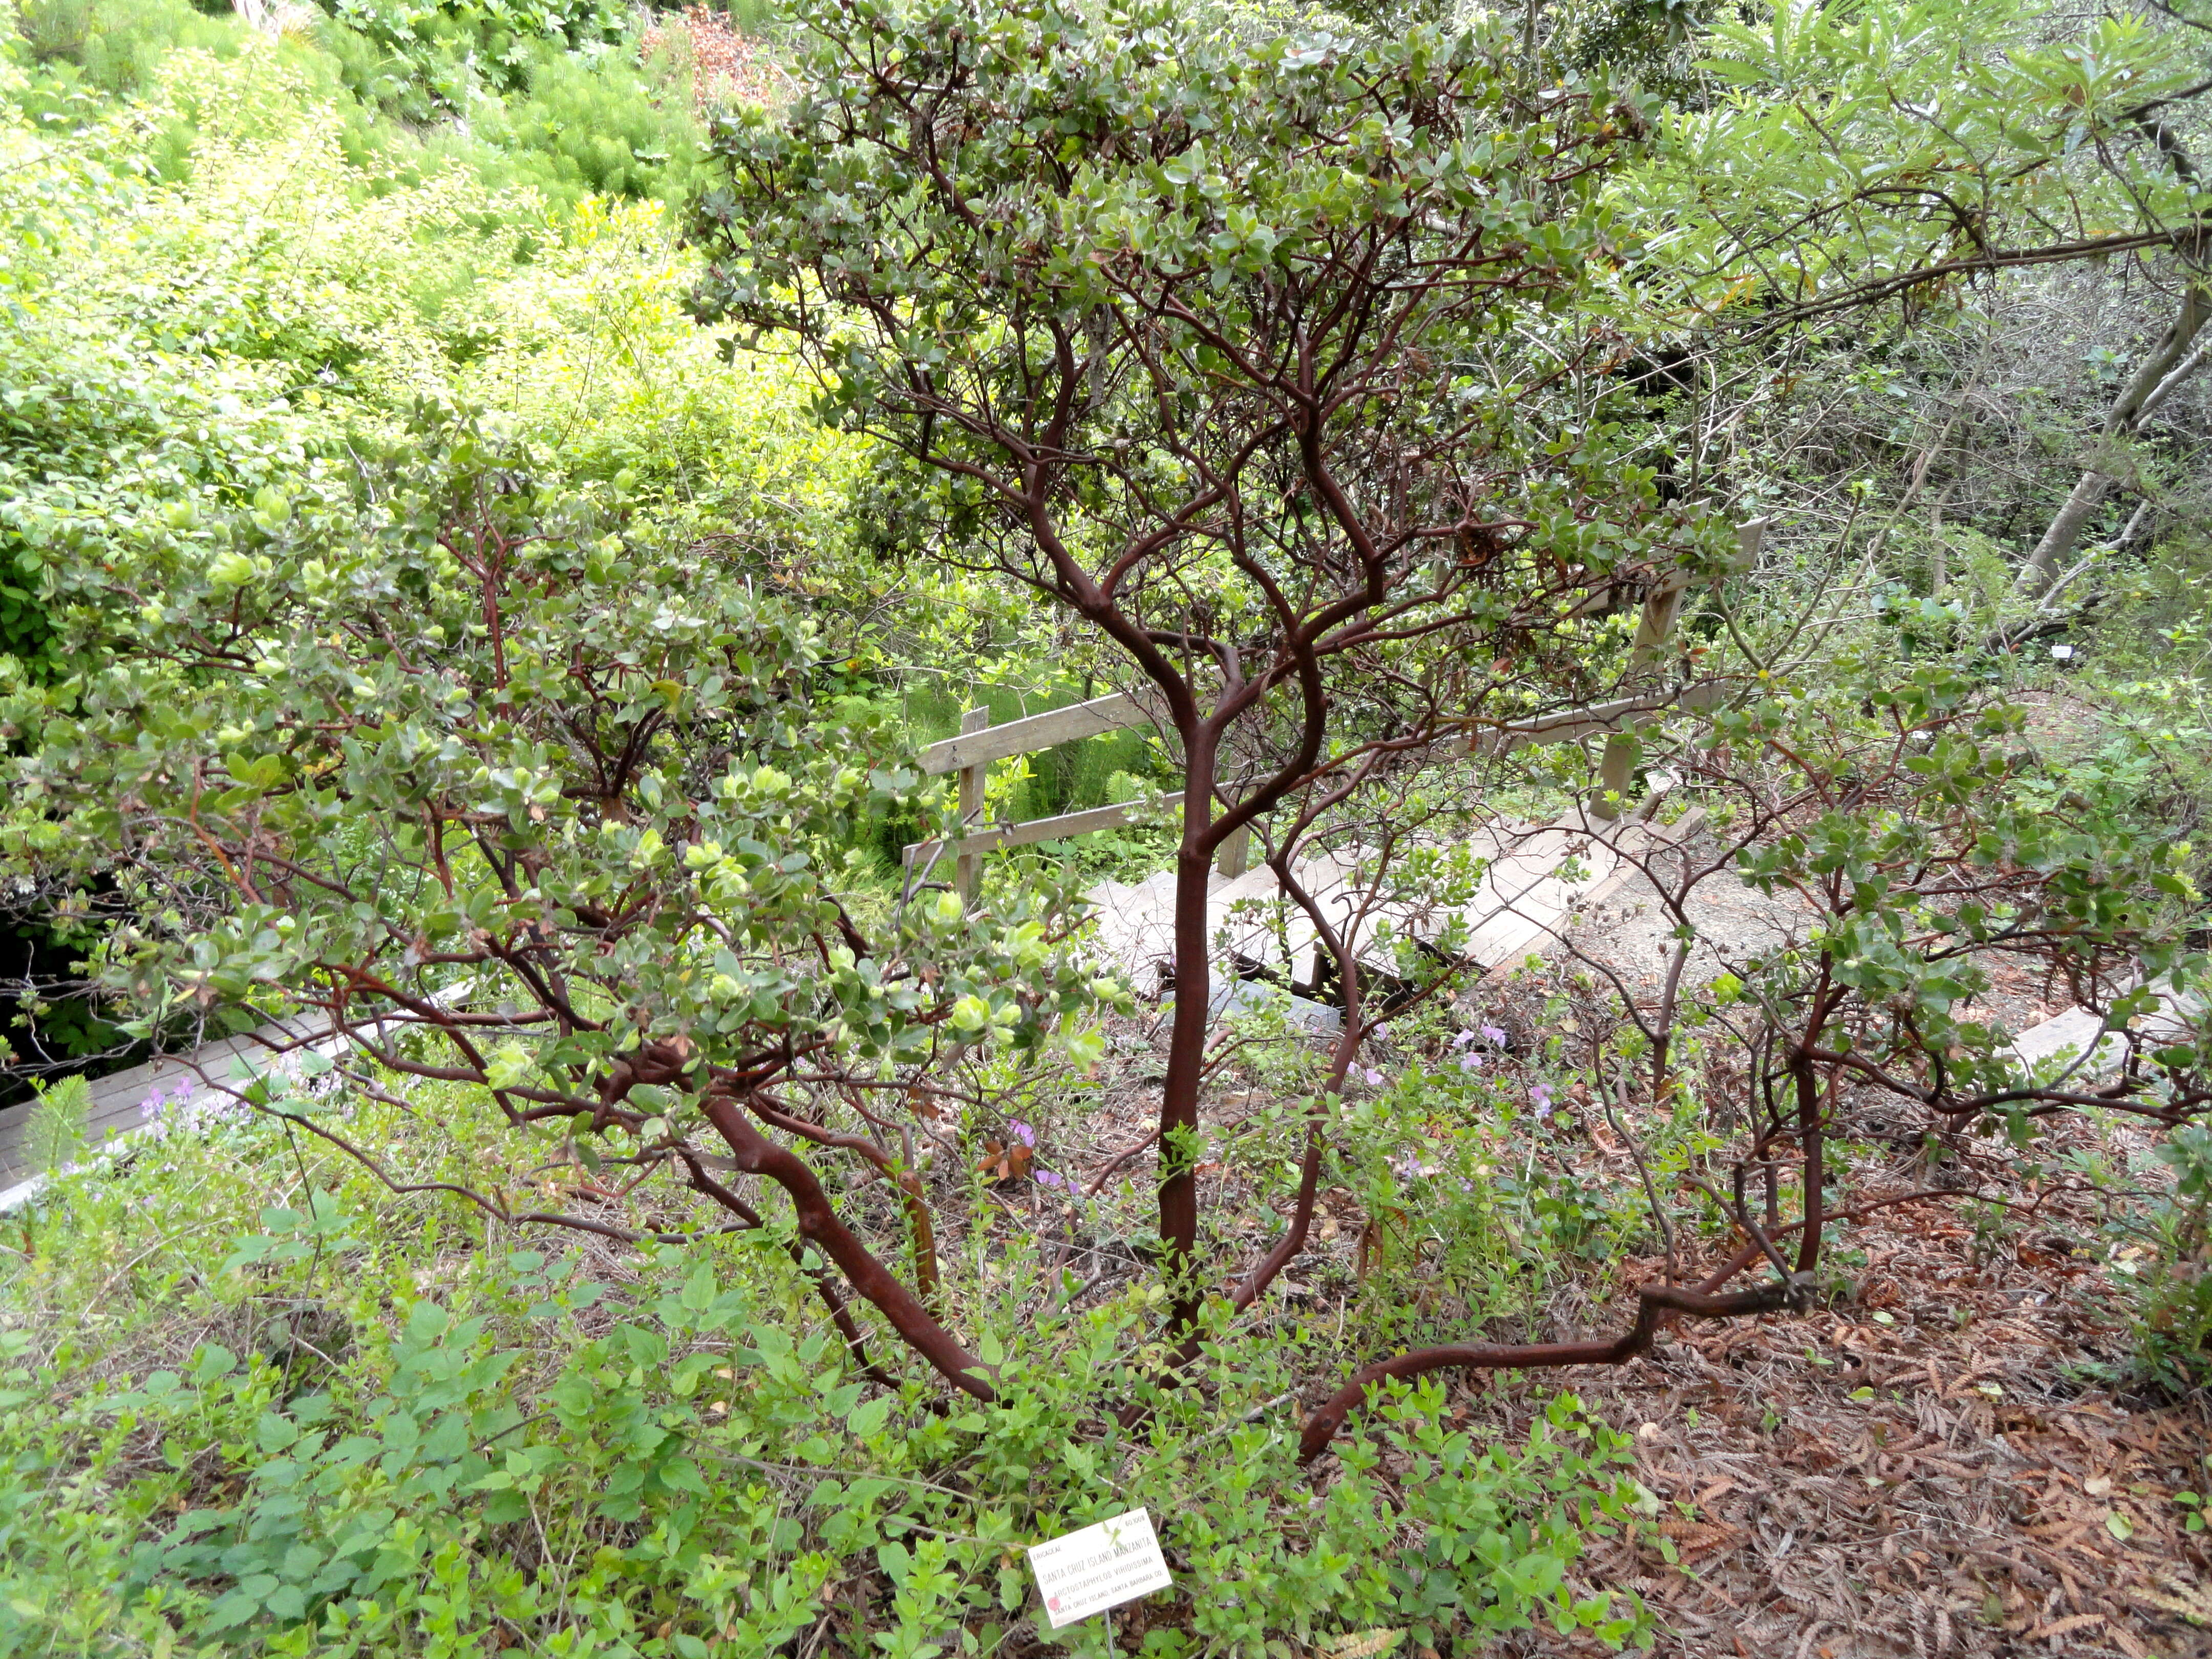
[903,691,1237,894]
[901,521,1770,890]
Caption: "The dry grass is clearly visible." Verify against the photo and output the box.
[642,7,790,113]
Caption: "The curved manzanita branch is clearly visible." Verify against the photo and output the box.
[1295,1277,1804,1463]
[698,1091,998,1402]
[1228,852,1367,1317]
[674,1147,900,1390]
[753,1097,943,1315]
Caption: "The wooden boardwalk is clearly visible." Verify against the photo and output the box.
[1083,806,1696,1001]
[0,1019,315,1196]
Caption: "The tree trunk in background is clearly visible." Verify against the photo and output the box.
[1928,477,1959,596]
[2015,281,2208,598]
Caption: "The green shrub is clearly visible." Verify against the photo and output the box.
[2122,1123,2212,1391]
[465,37,706,213]
[0,33,773,694]
[313,0,629,122]
[8,0,246,97]
[0,1095,1652,1653]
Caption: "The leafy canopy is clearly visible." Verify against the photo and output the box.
[1620,0,2207,320]
[692,0,1724,621]
[5,410,1111,1177]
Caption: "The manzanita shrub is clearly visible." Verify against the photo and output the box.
[689,0,1751,1432]
[3,400,1119,1406]
[693,0,2212,1451]
[5,0,1735,1477]
[8,0,2211,1520]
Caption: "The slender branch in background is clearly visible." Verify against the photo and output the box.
[2014,281,2209,597]
[1605,1066,1677,1285]
[2016,111,2209,597]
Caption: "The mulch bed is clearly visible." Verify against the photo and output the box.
[1030,977,2211,1656]
[1464,1196,2212,1658]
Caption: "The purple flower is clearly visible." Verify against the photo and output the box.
[1371,1024,1391,1043]
[140,1079,199,1126]
[1450,1029,1477,1051]
[138,1077,257,1143]
[1362,1068,1384,1087]
[1528,1082,1553,1118]
[1009,1120,1036,1148]
[1481,1023,1508,1047]
[1036,1168,1083,1202]
[1457,1054,1484,1074]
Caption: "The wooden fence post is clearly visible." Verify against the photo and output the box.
[1215,821,1252,878]
[954,705,989,900]
[1592,573,1686,819]
[1590,521,1766,819]
[1591,734,1640,820]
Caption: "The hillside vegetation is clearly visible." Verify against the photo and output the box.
[0,2,2208,1656]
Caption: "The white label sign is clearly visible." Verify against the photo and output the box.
[1026,1507,1173,1629]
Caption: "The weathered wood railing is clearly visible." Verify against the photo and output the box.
[900,677,1701,896]
[901,692,1245,895]
[899,521,1770,894]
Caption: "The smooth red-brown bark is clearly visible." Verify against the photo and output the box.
[699,1092,997,1401]
[1296,1277,1801,1462]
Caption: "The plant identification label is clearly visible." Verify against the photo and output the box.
[1026,1507,1173,1628]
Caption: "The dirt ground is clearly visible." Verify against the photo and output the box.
[1560,826,2078,1038]
[1483,1189,2212,1659]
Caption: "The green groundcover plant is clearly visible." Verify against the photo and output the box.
[0,1092,1651,1654]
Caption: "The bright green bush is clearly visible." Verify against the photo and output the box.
[0,32,822,676]
[0,33,869,1081]
[9,0,707,211]
[8,0,246,98]
[313,0,628,122]
[466,39,707,213]
[0,42,476,696]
